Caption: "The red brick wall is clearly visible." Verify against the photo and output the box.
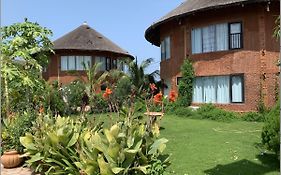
[159,3,280,112]
[43,50,126,85]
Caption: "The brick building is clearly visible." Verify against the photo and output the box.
[43,22,134,84]
[145,0,280,111]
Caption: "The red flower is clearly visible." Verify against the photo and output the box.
[103,88,112,99]
[39,106,44,114]
[150,83,157,92]
[153,92,163,105]
[169,90,177,102]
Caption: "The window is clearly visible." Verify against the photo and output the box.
[117,60,124,71]
[95,56,106,71]
[106,57,111,70]
[191,22,242,54]
[229,23,242,49]
[161,36,171,60]
[192,74,244,104]
[231,75,244,103]
[60,56,92,71]
[176,77,182,86]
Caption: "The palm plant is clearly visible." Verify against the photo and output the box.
[125,58,160,97]
[82,62,108,99]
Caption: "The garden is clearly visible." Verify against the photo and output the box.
[0,20,280,175]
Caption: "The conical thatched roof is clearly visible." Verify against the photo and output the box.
[54,23,134,59]
[145,0,276,46]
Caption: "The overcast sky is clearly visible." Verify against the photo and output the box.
[2,0,184,73]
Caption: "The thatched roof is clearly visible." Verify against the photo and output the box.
[54,23,134,59]
[145,0,275,46]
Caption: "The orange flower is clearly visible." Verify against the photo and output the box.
[150,83,157,92]
[39,106,44,114]
[169,90,177,102]
[103,88,112,99]
[153,92,163,105]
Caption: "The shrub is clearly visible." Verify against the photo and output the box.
[173,107,194,118]
[21,112,170,174]
[90,93,109,113]
[178,58,194,106]
[48,81,66,116]
[261,101,280,158]
[195,104,238,122]
[2,111,36,153]
[63,80,86,113]
[241,112,265,122]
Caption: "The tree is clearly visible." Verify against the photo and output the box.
[178,58,195,106]
[125,58,160,96]
[1,19,53,117]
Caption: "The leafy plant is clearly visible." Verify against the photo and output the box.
[178,58,194,106]
[241,112,265,122]
[62,80,86,114]
[261,101,280,158]
[21,108,170,174]
[1,18,53,117]
[2,111,36,153]
[195,104,238,122]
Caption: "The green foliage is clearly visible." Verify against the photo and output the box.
[2,111,36,153]
[48,81,66,116]
[1,19,53,117]
[113,76,132,104]
[21,112,170,174]
[241,112,265,122]
[90,93,109,113]
[20,115,90,174]
[178,58,194,106]
[261,101,280,158]
[192,104,238,122]
[63,80,86,113]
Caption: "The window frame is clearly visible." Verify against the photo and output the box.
[60,56,92,71]
[230,74,245,103]
[192,74,245,104]
[160,36,171,61]
[191,21,243,54]
[229,22,243,50]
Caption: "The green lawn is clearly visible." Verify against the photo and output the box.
[160,115,279,175]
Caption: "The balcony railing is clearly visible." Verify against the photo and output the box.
[230,33,242,49]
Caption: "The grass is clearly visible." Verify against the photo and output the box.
[160,115,279,175]
[87,113,279,175]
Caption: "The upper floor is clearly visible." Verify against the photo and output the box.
[145,0,279,78]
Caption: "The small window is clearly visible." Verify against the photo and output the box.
[229,23,242,49]
[95,56,106,71]
[231,75,244,103]
[106,57,111,71]
[61,56,68,71]
[176,77,182,86]
[160,36,171,61]
[61,56,92,71]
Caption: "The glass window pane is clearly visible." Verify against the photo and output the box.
[203,77,216,103]
[96,56,106,71]
[192,28,202,54]
[68,56,76,70]
[193,77,203,103]
[216,23,229,51]
[84,56,92,70]
[61,56,68,71]
[161,40,165,60]
[216,76,230,104]
[203,25,216,53]
[165,37,171,59]
[76,56,84,70]
[230,23,241,34]
[231,75,243,102]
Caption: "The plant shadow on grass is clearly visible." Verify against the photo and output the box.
[204,154,279,175]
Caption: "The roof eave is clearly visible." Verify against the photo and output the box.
[145,0,274,46]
